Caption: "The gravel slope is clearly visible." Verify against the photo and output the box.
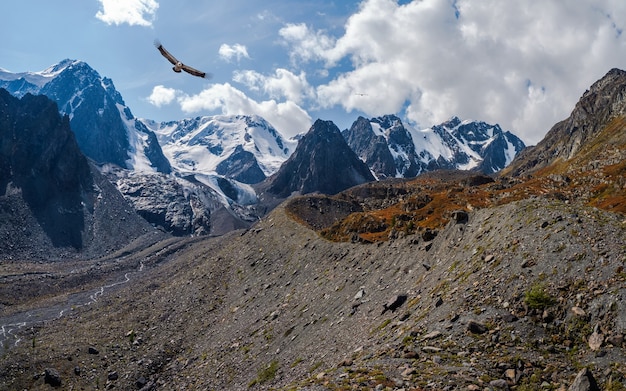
[1,196,624,390]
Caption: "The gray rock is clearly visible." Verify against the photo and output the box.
[466,320,488,334]
[136,376,148,388]
[568,368,600,391]
[571,306,586,317]
[354,287,365,300]
[421,330,442,340]
[44,367,62,387]
[606,333,624,346]
[489,379,509,389]
[382,294,408,314]
[588,324,604,351]
[503,313,518,323]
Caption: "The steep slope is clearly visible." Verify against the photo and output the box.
[262,119,376,198]
[506,68,626,176]
[0,60,170,173]
[343,115,525,178]
[0,89,157,259]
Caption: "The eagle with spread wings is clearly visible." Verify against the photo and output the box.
[154,40,211,79]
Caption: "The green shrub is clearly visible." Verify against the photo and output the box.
[524,283,556,309]
[249,360,279,387]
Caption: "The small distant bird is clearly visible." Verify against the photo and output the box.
[154,40,211,79]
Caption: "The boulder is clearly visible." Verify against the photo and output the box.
[451,210,469,224]
[44,368,62,387]
[568,368,600,391]
[381,294,408,314]
[466,320,488,334]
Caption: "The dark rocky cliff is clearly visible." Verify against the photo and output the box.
[264,119,375,197]
[0,89,93,250]
[0,89,158,258]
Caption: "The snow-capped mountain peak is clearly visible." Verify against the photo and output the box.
[0,59,170,173]
[143,114,298,183]
[344,115,526,177]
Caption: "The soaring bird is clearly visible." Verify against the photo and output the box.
[154,40,211,79]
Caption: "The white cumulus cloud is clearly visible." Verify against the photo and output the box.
[147,85,178,107]
[96,0,159,27]
[233,68,313,104]
[175,83,311,138]
[279,0,626,144]
[218,44,250,62]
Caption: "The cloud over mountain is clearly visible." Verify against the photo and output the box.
[278,0,626,145]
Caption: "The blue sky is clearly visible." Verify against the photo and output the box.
[2,0,626,144]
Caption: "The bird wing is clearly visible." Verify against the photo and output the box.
[154,40,178,66]
[182,64,211,79]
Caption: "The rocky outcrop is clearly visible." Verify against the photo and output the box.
[0,89,93,249]
[216,145,266,184]
[111,171,212,236]
[343,116,398,178]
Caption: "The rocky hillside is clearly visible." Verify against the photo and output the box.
[0,70,625,390]
[294,67,626,243]
[506,68,626,177]
[0,194,624,390]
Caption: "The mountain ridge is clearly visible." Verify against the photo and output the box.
[0,59,171,173]
[505,68,626,177]
[343,114,526,179]
[1,60,528,237]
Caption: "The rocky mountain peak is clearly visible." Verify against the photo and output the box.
[344,115,525,177]
[371,114,403,129]
[440,115,463,128]
[263,119,375,197]
[0,60,170,173]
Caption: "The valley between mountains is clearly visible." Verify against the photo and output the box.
[0,65,625,390]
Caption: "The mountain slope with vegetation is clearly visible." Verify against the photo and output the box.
[1,69,625,390]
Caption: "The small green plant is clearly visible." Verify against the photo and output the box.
[524,283,556,309]
[290,357,303,368]
[309,361,324,373]
[402,334,416,348]
[249,360,279,387]
[127,330,136,343]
